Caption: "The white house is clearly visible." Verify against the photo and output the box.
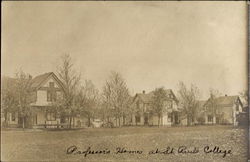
[130,90,179,126]
[2,72,88,128]
[29,72,64,128]
[203,95,243,126]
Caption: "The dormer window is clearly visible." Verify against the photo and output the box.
[49,82,54,88]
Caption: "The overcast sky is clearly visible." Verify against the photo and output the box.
[2,2,247,99]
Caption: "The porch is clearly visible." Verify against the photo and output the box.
[132,111,180,126]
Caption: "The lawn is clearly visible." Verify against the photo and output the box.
[1,125,248,162]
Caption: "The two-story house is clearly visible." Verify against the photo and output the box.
[203,95,243,126]
[2,72,65,128]
[131,90,179,126]
[29,72,65,128]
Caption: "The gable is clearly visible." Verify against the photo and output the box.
[38,74,64,91]
[205,95,242,108]
[31,72,64,92]
[167,89,179,103]
[133,89,178,104]
[42,77,60,88]
[31,72,51,89]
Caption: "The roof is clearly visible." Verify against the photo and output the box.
[215,96,239,106]
[206,95,241,107]
[30,72,52,88]
[136,92,154,103]
[134,89,177,104]
[30,72,64,91]
[1,72,64,91]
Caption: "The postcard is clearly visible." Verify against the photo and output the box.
[1,1,248,162]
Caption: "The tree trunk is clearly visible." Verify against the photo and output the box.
[118,117,121,127]
[123,115,126,126]
[88,116,91,127]
[22,117,25,129]
[187,115,191,126]
[158,115,160,127]
[69,116,72,129]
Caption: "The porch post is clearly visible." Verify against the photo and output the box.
[204,113,208,124]
[213,116,216,124]
[140,114,144,125]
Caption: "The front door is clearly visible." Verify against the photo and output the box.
[144,116,148,125]
[216,117,220,124]
[18,116,28,128]
[174,112,179,124]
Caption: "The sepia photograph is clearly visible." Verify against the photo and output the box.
[1,1,248,162]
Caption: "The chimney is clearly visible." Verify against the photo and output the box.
[142,90,145,94]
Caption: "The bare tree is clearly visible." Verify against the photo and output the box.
[102,71,131,127]
[16,71,33,128]
[57,54,81,128]
[76,80,99,127]
[177,82,200,126]
[205,88,221,124]
[2,77,19,127]
[1,70,33,128]
[151,87,168,127]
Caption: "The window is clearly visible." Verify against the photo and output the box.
[49,82,54,88]
[47,91,52,101]
[53,91,57,101]
[135,116,141,123]
[11,113,15,121]
[136,101,139,109]
[33,115,37,124]
[208,115,213,122]
[47,82,57,101]
[168,113,172,122]
[46,112,56,121]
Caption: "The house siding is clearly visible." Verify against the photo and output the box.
[36,90,48,105]
[203,97,243,126]
[131,90,179,127]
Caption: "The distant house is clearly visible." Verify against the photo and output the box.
[130,90,179,126]
[203,95,243,126]
[2,72,87,128]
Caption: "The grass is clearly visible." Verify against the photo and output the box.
[1,125,248,162]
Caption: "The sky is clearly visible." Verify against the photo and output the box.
[2,1,247,99]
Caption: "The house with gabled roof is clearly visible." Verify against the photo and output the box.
[2,72,68,128]
[130,89,180,126]
[28,72,65,128]
[203,95,243,126]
